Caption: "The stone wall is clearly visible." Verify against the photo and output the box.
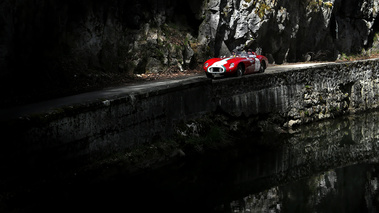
[214,59,379,128]
[1,59,379,177]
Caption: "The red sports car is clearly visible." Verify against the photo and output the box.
[203,51,269,78]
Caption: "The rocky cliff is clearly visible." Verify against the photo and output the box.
[0,0,378,105]
[199,0,379,63]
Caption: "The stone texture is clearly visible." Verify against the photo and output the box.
[1,59,379,176]
[1,0,378,89]
[199,0,379,64]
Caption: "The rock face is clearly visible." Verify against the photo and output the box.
[0,0,378,102]
[199,0,379,64]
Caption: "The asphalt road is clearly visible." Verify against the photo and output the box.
[0,62,334,122]
[265,62,333,73]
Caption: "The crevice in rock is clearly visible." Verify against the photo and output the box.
[366,16,379,50]
[339,82,354,107]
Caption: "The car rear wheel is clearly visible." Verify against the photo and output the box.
[236,64,244,77]
[259,61,266,73]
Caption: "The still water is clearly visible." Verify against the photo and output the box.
[5,110,379,212]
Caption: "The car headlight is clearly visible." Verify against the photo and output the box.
[229,63,235,68]
[204,63,209,67]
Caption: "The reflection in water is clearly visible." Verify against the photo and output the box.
[229,164,379,213]
[3,111,379,212]
[224,111,379,213]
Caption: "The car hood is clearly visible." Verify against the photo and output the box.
[205,57,242,66]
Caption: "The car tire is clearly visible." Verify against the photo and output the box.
[259,61,266,73]
[236,64,243,77]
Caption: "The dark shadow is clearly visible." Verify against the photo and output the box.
[366,16,379,50]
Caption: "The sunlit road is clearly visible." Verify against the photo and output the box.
[265,62,333,73]
[0,62,335,121]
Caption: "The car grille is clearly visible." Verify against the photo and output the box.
[209,67,224,73]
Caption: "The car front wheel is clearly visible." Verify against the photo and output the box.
[236,64,244,77]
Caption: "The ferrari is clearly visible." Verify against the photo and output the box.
[203,51,269,78]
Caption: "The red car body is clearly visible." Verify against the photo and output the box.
[203,52,269,78]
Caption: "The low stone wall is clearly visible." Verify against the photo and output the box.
[1,59,379,174]
[214,59,379,127]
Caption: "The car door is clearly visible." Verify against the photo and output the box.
[254,57,260,72]
[245,58,255,73]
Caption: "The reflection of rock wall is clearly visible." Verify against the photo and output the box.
[228,111,379,212]
[231,111,379,187]
[232,164,379,213]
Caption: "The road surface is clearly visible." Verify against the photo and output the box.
[0,62,334,121]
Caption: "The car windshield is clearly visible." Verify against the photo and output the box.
[239,52,247,57]
[230,52,250,58]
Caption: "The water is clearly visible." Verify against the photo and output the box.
[227,163,379,213]
[2,110,379,212]
[217,110,379,213]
